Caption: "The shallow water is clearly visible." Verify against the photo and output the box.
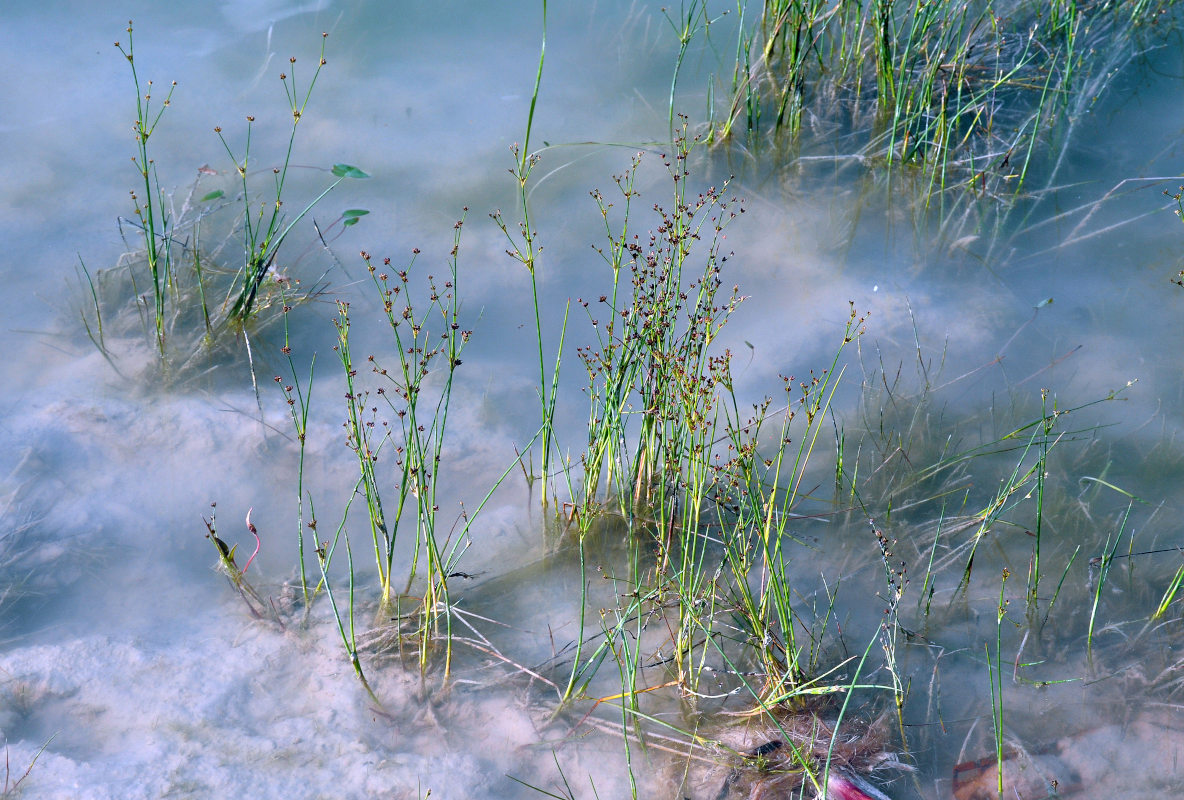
[4,2,1184,799]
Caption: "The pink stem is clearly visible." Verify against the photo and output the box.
[242,507,261,574]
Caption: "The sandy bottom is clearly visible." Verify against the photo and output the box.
[948,707,1184,800]
[0,381,647,799]
[0,612,651,800]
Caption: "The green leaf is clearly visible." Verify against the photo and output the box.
[331,164,370,179]
[200,190,225,202]
[342,209,370,219]
[343,217,360,227]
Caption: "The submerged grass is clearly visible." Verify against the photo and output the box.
[1,735,55,799]
[705,0,1182,246]
[198,100,1052,800]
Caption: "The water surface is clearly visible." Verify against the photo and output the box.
[3,2,1184,798]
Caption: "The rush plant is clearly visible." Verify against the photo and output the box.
[98,22,367,374]
[115,20,178,356]
[334,216,473,675]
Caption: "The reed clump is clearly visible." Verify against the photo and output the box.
[530,132,880,791]
[81,22,367,381]
[233,216,477,694]
[713,0,1180,212]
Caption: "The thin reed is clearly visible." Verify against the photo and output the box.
[491,0,566,510]
[114,20,178,356]
[332,223,474,678]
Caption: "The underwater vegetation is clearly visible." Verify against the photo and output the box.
[701,0,1184,253]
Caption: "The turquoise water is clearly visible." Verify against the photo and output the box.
[2,2,1184,798]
